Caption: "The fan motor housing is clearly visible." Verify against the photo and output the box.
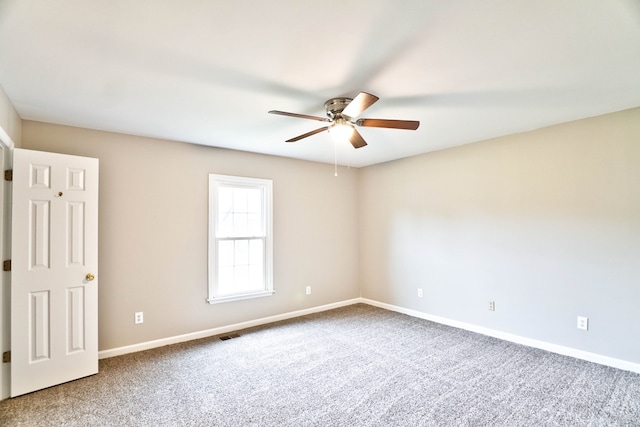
[324,97,352,118]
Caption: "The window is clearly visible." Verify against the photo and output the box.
[208,174,273,303]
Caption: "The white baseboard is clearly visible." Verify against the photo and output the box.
[99,298,361,359]
[361,298,640,374]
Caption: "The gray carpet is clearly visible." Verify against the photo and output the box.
[1,304,639,426]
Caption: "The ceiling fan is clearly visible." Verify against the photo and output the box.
[268,92,420,149]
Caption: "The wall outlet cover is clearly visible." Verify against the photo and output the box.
[577,316,588,330]
[134,312,144,324]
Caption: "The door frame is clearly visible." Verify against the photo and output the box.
[0,127,14,400]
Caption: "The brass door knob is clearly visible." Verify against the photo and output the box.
[86,273,95,282]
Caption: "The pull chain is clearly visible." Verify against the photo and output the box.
[334,139,338,176]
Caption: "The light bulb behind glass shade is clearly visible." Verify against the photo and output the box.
[328,118,354,143]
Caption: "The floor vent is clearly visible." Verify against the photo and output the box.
[219,333,241,341]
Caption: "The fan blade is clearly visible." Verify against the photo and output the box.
[348,128,368,149]
[342,92,379,118]
[356,118,420,130]
[269,110,330,122]
[285,126,329,142]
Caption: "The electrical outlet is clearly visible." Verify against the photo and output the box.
[577,316,588,331]
[134,312,144,325]
[417,288,423,298]
[488,301,495,311]
[306,286,311,295]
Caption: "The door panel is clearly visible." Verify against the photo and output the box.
[67,201,85,266]
[11,148,99,397]
[29,290,50,361]
[67,286,85,353]
[30,200,51,269]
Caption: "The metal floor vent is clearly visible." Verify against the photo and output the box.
[219,333,241,341]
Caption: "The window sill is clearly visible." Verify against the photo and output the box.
[207,290,275,305]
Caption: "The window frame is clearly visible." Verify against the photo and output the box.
[207,174,273,304]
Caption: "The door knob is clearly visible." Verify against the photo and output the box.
[85,273,95,281]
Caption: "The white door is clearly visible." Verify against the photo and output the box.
[11,148,99,397]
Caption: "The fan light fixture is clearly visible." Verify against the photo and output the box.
[328,117,354,143]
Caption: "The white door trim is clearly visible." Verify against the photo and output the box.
[0,128,14,400]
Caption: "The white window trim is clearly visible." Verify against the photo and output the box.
[207,174,273,304]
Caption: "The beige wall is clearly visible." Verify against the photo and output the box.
[0,84,21,146]
[22,121,360,351]
[359,108,640,364]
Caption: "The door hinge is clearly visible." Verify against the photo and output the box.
[2,351,9,363]
[3,260,10,271]
[4,169,12,181]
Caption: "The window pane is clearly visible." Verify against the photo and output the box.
[216,238,265,296]
[247,188,262,214]
[233,212,248,236]
[234,188,248,212]
[218,187,233,214]
[217,186,264,237]
[234,239,248,265]
[217,187,234,236]
[247,213,261,236]
[249,239,264,265]
[234,265,249,290]
[218,241,234,267]
[249,265,263,288]
[219,215,232,237]
[218,266,234,294]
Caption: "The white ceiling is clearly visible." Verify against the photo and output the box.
[1,0,639,167]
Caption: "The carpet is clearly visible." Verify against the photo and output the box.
[1,304,639,426]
